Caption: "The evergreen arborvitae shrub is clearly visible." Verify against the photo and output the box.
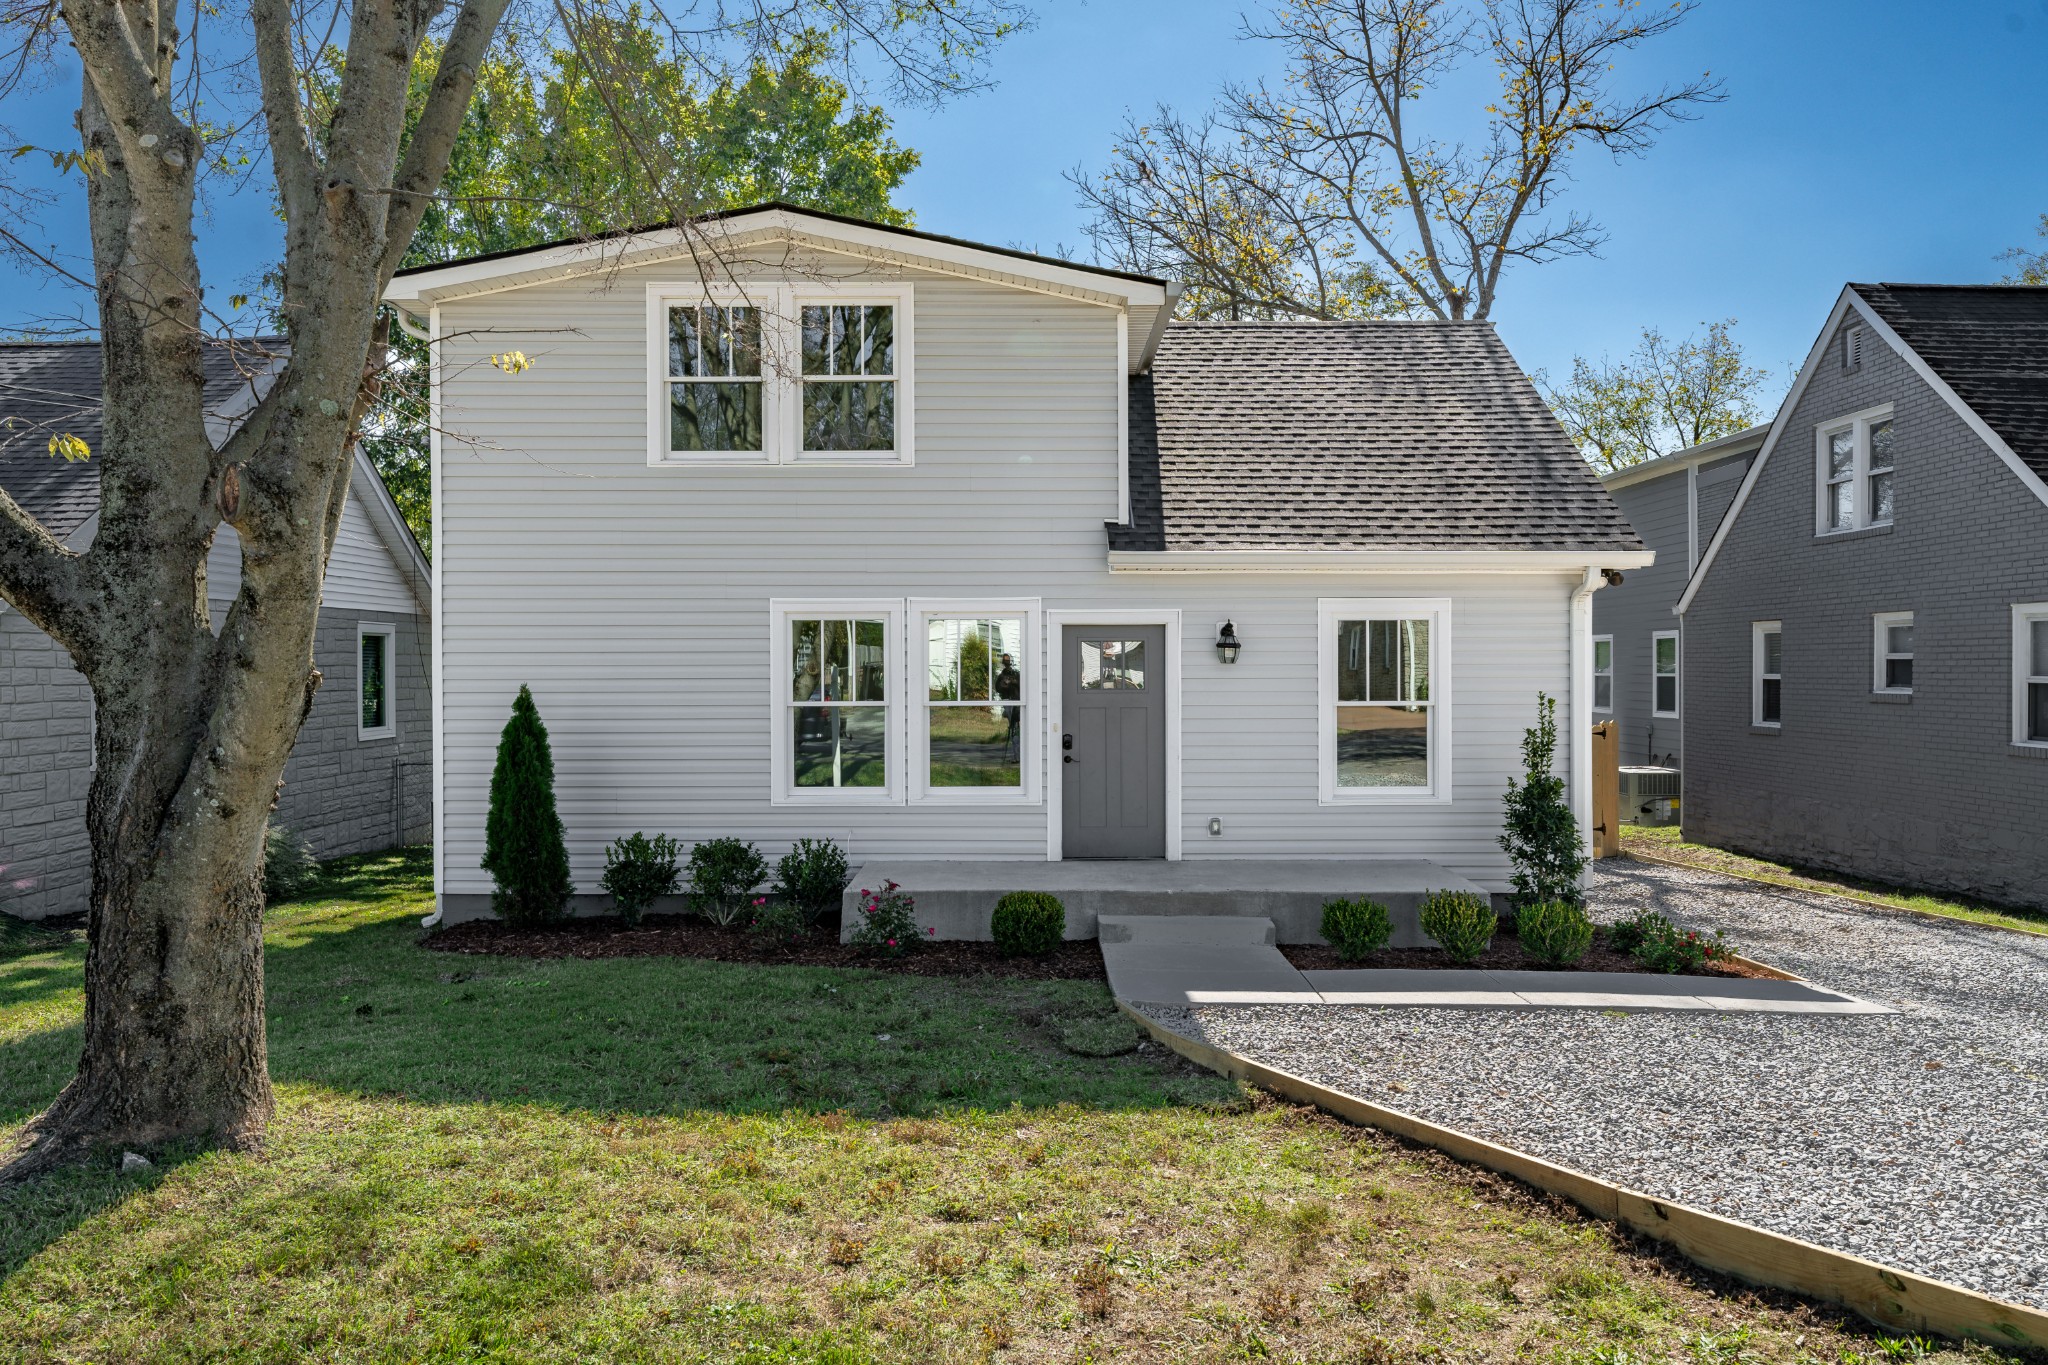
[1499,692,1587,910]
[1516,899,1594,966]
[481,685,574,924]
[991,891,1066,957]
[1419,889,1497,963]
[1319,897,1393,961]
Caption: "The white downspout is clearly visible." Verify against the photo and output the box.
[1569,567,1604,878]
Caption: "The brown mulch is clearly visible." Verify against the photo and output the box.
[424,913,1109,980]
[1279,931,1768,979]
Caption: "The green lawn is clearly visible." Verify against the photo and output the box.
[1622,826,2048,938]
[0,850,2010,1363]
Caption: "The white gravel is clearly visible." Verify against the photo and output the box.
[1141,859,2048,1310]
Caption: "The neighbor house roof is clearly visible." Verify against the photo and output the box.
[1849,283,2048,485]
[0,339,280,540]
[1111,320,1648,557]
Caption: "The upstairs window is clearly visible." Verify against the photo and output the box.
[1873,612,1914,694]
[1816,406,1895,533]
[2016,604,2048,747]
[1753,622,1782,727]
[1652,631,1679,717]
[1592,636,1613,711]
[649,284,913,466]
[358,624,395,740]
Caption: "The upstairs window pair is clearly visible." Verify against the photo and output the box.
[1818,406,1894,533]
[650,285,911,465]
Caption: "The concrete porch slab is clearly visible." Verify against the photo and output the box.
[841,858,1489,944]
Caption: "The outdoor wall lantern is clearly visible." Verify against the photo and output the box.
[1215,619,1242,665]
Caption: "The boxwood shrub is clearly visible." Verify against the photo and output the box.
[1319,896,1393,961]
[1516,898,1594,966]
[991,891,1066,957]
[1419,889,1497,963]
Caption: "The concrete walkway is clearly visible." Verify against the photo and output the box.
[1098,916,1887,1014]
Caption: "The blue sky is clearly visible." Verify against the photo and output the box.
[4,0,2045,402]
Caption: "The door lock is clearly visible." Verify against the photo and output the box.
[1062,733,1075,763]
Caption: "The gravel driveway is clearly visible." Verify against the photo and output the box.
[1140,859,2048,1311]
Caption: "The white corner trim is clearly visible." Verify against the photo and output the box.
[1116,310,1131,527]
[1570,570,1602,864]
[1679,285,2048,617]
[427,304,445,927]
[1044,610,1183,861]
[1316,598,1453,806]
[1109,549,1655,575]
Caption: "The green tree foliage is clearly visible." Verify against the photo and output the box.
[482,686,574,924]
[1540,320,1771,473]
[1498,693,1586,909]
[2001,213,2048,285]
[360,24,922,551]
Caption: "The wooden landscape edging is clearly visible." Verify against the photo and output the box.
[1120,1002,2048,1354]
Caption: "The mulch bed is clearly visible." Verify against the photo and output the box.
[1279,932,1769,979]
[426,916,1764,981]
[424,914,1109,980]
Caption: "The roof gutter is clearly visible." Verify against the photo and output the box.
[1106,548,1657,574]
[1569,566,1604,875]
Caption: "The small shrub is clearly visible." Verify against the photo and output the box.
[991,891,1066,957]
[1613,911,1729,973]
[688,837,768,926]
[1419,888,1497,963]
[1517,899,1595,965]
[598,831,681,926]
[1498,692,1587,909]
[481,685,574,924]
[848,880,929,954]
[747,897,810,945]
[774,837,849,925]
[1320,896,1393,961]
[262,824,318,905]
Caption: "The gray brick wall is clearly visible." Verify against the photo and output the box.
[0,604,431,920]
[1682,312,2048,910]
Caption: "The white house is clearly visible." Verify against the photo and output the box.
[384,203,1650,928]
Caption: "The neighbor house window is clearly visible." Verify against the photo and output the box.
[1319,599,1449,802]
[1816,406,1895,533]
[915,602,1038,801]
[649,284,913,466]
[358,623,395,740]
[1753,622,1782,726]
[1592,635,1613,712]
[772,602,901,803]
[1873,612,1914,694]
[1651,631,1679,717]
[2016,603,2048,747]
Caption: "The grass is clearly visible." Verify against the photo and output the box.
[1621,826,2048,938]
[0,849,2018,1364]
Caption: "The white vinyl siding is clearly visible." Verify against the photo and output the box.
[431,250,1581,897]
[204,484,420,616]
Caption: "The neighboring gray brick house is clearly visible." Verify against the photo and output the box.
[1592,425,1766,772]
[1677,285,2048,911]
[0,341,433,920]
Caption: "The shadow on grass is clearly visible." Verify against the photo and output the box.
[3,844,1230,1280]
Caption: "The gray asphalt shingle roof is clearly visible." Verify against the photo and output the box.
[1112,320,1643,554]
[0,340,280,540]
[1850,283,2048,485]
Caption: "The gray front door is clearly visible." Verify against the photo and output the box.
[1061,625,1167,859]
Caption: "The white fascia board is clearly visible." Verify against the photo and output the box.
[1674,288,1858,617]
[384,207,1169,317]
[1107,549,1655,574]
[1601,424,1770,492]
[1134,282,1184,373]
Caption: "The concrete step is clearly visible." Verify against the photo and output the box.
[1098,915,1277,947]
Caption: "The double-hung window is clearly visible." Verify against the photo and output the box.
[2015,603,2048,747]
[774,602,901,803]
[1592,636,1614,712]
[1651,631,1679,717]
[1319,599,1449,802]
[1873,612,1914,694]
[650,283,913,465]
[914,601,1038,802]
[1816,406,1895,533]
[1753,622,1783,727]
[358,623,396,740]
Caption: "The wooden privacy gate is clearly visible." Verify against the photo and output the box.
[1591,720,1620,859]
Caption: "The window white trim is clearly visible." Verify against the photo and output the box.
[1045,609,1182,861]
[1317,598,1452,805]
[2014,602,2048,748]
[1591,634,1614,713]
[1872,611,1914,695]
[647,281,914,468]
[1650,629,1679,718]
[769,599,905,806]
[356,621,397,741]
[1814,402,1895,535]
[908,598,1042,805]
[1753,621,1783,728]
